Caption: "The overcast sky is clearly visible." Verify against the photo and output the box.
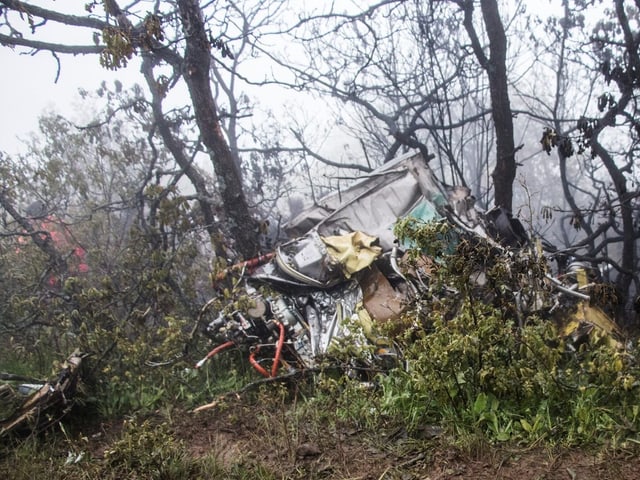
[0,47,141,155]
[0,0,137,155]
[0,41,356,168]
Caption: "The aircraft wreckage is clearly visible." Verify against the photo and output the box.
[193,151,622,377]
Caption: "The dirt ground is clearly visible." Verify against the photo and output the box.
[84,402,640,480]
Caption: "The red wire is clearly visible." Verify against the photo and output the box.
[249,346,271,378]
[195,340,234,368]
[271,321,285,377]
[208,322,284,378]
[207,340,235,359]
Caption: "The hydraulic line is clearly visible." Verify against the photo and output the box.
[249,346,271,378]
[271,321,285,377]
[195,340,234,369]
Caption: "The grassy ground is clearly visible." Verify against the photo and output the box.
[2,384,640,480]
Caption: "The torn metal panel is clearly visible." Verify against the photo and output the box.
[252,230,382,289]
[286,152,431,238]
[286,152,481,251]
[358,263,406,323]
[562,302,623,350]
[555,264,624,349]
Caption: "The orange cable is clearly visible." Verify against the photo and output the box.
[271,321,285,377]
[195,340,234,369]
[249,346,271,378]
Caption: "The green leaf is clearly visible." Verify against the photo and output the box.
[520,418,532,433]
[473,392,488,415]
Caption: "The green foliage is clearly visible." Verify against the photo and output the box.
[0,109,223,420]
[312,374,385,431]
[0,418,276,480]
[381,324,640,447]
[103,419,194,478]
[0,434,68,480]
[376,219,640,446]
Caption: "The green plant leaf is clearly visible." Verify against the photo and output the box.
[473,392,488,415]
[520,418,533,433]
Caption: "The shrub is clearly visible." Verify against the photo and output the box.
[375,218,640,446]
